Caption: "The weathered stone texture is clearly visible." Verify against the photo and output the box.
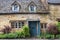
[49,4,60,21]
[0,0,49,30]
[0,14,49,28]
[0,0,48,13]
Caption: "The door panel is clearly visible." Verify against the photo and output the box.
[29,21,37,37]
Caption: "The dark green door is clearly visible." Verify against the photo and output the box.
[29,21,37,37]
[28,21,40,37]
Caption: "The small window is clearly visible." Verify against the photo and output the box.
[12,4,19,12]
[40,23,43,28]
[29,5,36,12]
[45,23,47,28]
[11,21,24,28]
[41,23,47,29]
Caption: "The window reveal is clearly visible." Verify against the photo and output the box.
[11,21,24,28]
[40,23,47,29]
[29,5,36,12]
[12,4,19,12]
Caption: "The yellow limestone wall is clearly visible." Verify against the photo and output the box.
[49,5,60,20]
[0,14,50,30]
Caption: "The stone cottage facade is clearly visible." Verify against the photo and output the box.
[48,0,60,22]
[1,0,59,37]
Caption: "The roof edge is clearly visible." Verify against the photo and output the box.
[48,2,60,5]
[0,12,49,15]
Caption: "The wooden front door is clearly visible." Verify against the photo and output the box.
[28,21,40,37]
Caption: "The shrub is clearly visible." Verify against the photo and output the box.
[45,34,51,39]
[56,22,60,33]
[19,30,25,38]
[40,33,44,39]
[22,25,30,38]
[45,34,54,39]
[0,34,8,39]
[15,25,30,38]
[0,25,30,39]
[0,33,17,39]
[15,31,21,38]
[47,23,59,38]
[15,30,25,38]
[7,33,17,39]
[47,24,58,34]
[1,25,12,34]
[56,34,60,39]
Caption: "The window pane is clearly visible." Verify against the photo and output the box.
[19,22,24,28]
[22,22,24,26]
[30,5,34,11]
[11,22,17,28]
[44,23,47,28]
[12,4,19,12]
[14,4,18,10]
[41,23,43,28]
[15,22,17,28]
[11,22,14,28]
[19,22,21,28]
[11,21,24,28]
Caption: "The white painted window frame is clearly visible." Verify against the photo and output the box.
[13,21,23,28]
[29,5,36,12]
[12,5,19,12]
[41,23,47,29]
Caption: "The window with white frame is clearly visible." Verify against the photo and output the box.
[12,4,19,12]
[11,21,24,28]
[29,5,36,12]
[40,23,47,29]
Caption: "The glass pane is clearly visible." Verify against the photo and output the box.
[11,22,14,28]
[14,4,18,10]
[19,22,24,28]
[41,23,43,28]
[44,23,47,28]
[22,22,24,26]
[30,5,34,11]
[13,22,17,28]
[19,22,21,28]
[11,21,24,28]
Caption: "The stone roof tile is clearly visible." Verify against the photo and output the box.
[0,0,48,13]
